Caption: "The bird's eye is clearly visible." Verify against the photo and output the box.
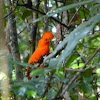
[45,39,48,41]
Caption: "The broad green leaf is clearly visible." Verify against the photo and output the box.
[90,5,100,15]
[32,0,93,23]
[30,68,50,77]
[49,58,59,69]
[9,57,35,68]
[44,14,100,68]
[94,0,100,3]
[56,13,100,69]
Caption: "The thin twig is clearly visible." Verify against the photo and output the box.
[80,43,96,49]
[75,51,86,63]
[41,71,55,98]
[54,0,59,18]
[52,83,64,100]
[68,6,81,25]
[1,0,19,20]
[17,4,70,29]
[65,68,82,72]
[61,45,100,96]
[5,26,27,46]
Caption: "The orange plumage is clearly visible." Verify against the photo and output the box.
[26,32,54,80]
[42,32,54,40]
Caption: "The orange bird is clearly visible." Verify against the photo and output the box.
[26,32,54,80]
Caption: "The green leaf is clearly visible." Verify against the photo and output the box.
[45,14,100,69]
[37,83,46,96]
[56,14,100,69]
[88,32,100,42]
[32,0,93,23]
[22,10,32,20]
[79,7,89,19]
[5,6,10,9]
[80,80,91,93]
[18,87,26,96]
[70,93,77,100]
[90,5,100,15]
[94,0,100,3]
[71,63,84,69]
[9,57,35,68]
[82,68,94,77]
[68,81,80,92]
[30,68,50,77]
[25,90,36,97]
[49,58,59,69]
[65,54,79,67]
[46,88,56,99]
[96,68,100,76]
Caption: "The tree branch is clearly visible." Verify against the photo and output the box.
[65,68,82,72]
[61,45,100,96]
[68,6,81,25]
[17,3,70,29]
[2,0,19,19]
[41,71,55,98]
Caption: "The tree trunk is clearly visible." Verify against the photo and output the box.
[30,0,40,54]
[44,0,48,32]
[6,0,25,99]
[7,0,23,80]
[0,0,10,99]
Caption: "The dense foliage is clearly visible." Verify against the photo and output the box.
[0,0,100,99]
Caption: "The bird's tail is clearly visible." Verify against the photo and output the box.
[25,67,32,80]
[25,66,44,80]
